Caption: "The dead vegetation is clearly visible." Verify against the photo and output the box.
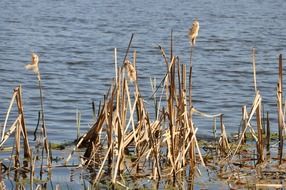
[1,34,286,189]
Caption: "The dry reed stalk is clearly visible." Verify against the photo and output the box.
[251,48,265,163]
[191,106,222,153]
[158,45,169,67]
[80,86,115,147]
[81,39,213,184]
[76,109,81,140]
[0,86,31,171]
[189,66,193,109]
[191,126,205,167]
[82,113,105,160]
[124,77,138,145]
[92,144,112,185]
[174,127,198,168]
[219,115,230,155]
[30,151,36,190]
[134,98,152,173]
[170,30,173,62]
[92,101,96,121]
[179,64,194,167]
[114,48,118,83]
[0,161,6,190]
[133,50,140,97]
[152,46,179,104]
[0,115,21,147]
[149,45,170,98]
[165,57,177,178]
[106,86,117,170]
[69,94,107,163]
[252,48,257,92]
[177,63,187,166]
[106,67,133,183]
[256,96,264,163]
[84,142,99,167]
[266,112,270,153]
[177,61,181,99]
[37,75,51,167]
[241,106,248,144]
[191,108,222,119]
[118,80,128,177]
[14,120,20,168]
[1,90,17,142]
[150,77,158,118]
[15,87,31,161]
[147,119,161,180]
[65,133,87,164]
[122,33,134,65]
[256,184,285,188]
[228,92,261,161]
[277,54,284,164]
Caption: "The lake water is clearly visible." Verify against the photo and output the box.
[1,0,286,143]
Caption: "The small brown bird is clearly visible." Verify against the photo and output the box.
[188,18,200,47]
[25,53,39,74]
[124,60,136,82]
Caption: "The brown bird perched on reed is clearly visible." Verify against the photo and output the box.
[124,59,136,82]
[188,18,200,47]
[25,53,39,74]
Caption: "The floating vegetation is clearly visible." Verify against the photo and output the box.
[1,32,286,189]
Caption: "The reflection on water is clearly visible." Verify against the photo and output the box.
[0,0,286,142]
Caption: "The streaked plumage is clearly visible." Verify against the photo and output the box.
[188,18,200,46]
[124,60,136,82]
[25,53,39,74]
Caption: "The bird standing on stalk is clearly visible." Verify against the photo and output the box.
[188,18,200,47]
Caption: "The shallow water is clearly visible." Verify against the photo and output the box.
[0,0,286,143]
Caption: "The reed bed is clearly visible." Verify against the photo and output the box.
[1,35,286,189]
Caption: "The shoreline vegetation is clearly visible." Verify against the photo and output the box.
[1,33,286,189]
